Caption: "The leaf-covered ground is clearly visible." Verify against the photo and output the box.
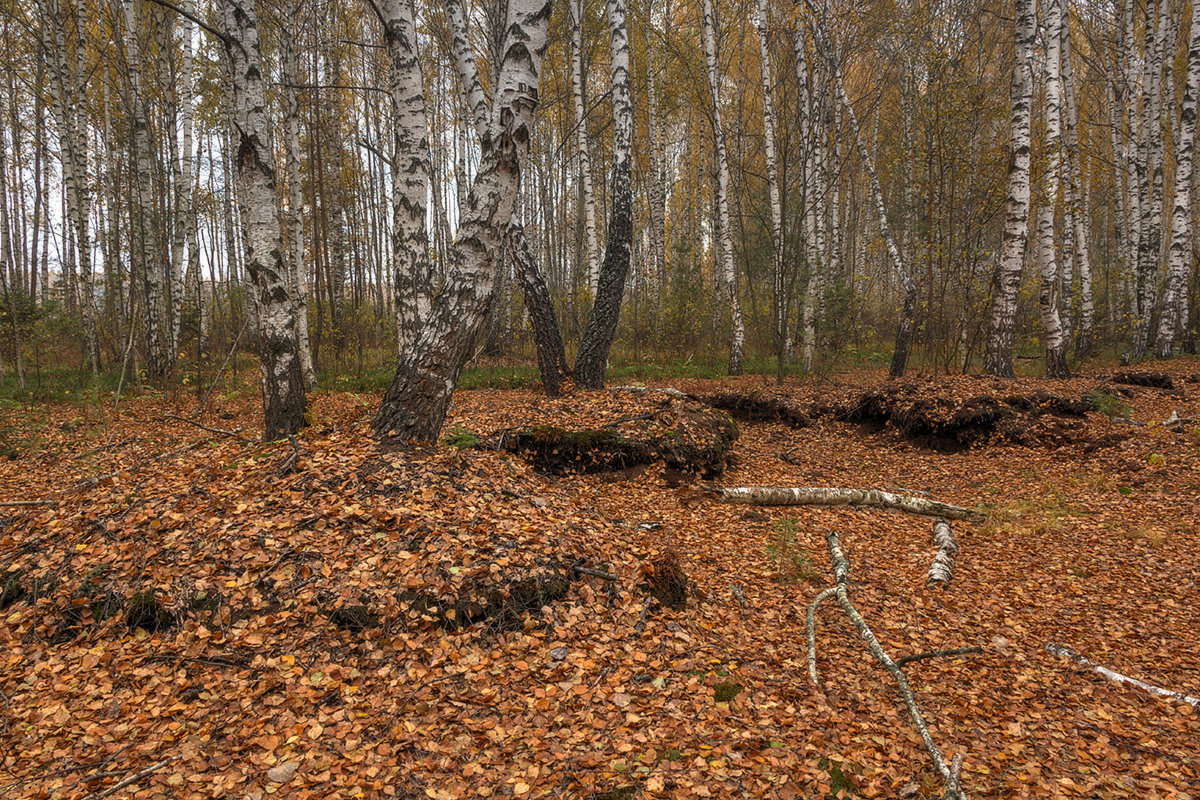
[1,364,1198,799]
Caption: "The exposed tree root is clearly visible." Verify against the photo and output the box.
[708,486,982,520]
[698,391,811,428]
[1045,643,1200,706]
[1110,371,1175,390]
[928,519,958,587]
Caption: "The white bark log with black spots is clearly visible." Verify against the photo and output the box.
[217,0,308,440]
[712,486,981,520]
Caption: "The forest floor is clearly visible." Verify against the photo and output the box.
[1,361,1198,799]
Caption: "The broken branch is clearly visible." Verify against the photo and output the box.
[927,518,958,587]
[896,646,983,668]
[806,586,837,685]
[1045,642,1200,707]
[572,565,619,582]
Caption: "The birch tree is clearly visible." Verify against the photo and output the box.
[574,0,635,389]
[805,1,919,378]
[1060,8,1092,356]
[702,0,744,375]
[983,0,1035,378]
[1038,0,1070,378]
[570,0,601,293]
[1156,0,1200,357]
[372,0,551,440]
[282,7,315,386]
[754,0,785,382]
[216,0,308,439]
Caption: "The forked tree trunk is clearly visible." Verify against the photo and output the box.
[984,0,1035,378]
[1156,0,1200,357]
[373,0,551,440]
[574,0,634,389]
[217,0,307,440]
[1038,0,1070,378]
[380,0,433,358]
[702,0,744,375]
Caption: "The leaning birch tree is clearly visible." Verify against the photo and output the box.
[983,0,1036,378]
[574,0,635,389]
[1156,0,1200,357]
[804,1,919,378]
[1037,0,1070,378]
[216,0,308,439]
[372,0,552,440]
[702,0,744,375]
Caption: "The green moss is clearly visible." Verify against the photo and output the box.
[126,590,174,632]
[712,681,743,702]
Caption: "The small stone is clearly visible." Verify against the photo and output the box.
[267,761,298,783]
[549,646,569,661]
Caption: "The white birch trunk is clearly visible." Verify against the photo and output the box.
[755,0,785,381]
[381,0,433,357]
[180,0,204,359]
[374,0,551,440]
[1156,0,1200,357]
[703,0,743,375]
[983,0,1035,378]
[1038,0,1070,377]
[1061,13,1092,354]
[569,0,601,293]
[713,486,981,520]
[217,0,307,440]
[122,0,169,377]
[282,21,315,387]
[794,25,821,372]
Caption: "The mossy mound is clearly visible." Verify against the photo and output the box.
[501,397,737,476]
[699,391,811,428]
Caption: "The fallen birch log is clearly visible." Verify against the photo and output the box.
[709,486,982,520]
[1045,643,1200,707]
[927,518,958,587]
[819,530,967,799]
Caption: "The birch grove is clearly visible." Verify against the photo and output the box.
[0,0,1197,437]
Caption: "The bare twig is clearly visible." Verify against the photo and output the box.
[572,565,619,582]
[164,414,247,442]
[80,755,181,799]
[0,499,55,507]
[896,646,984,668]
[192,317,250,420]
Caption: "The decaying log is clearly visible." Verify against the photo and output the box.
[711,486,982,520]
[608,385,690,400]
[820,530,967,799]
[927,518,958,587]
[1045,642,1200,707]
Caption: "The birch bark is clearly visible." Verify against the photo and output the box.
[373,0,551,440]
[574,0,635,389]
[379,0,433,358]
[569,0,601,293]
[983,0,1035,378]
[1156,0,1200,357]
[216,0,308,440]
[282,15,315,386]
[755,0,785,382]
[1037,0,1070,377]
[702,0,744,375]
[805,1,918,377]
[1061,11,1092,356]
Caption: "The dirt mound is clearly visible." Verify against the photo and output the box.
[698,390,811,427]
[827,381,1097,451]
[496,389,738,475]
